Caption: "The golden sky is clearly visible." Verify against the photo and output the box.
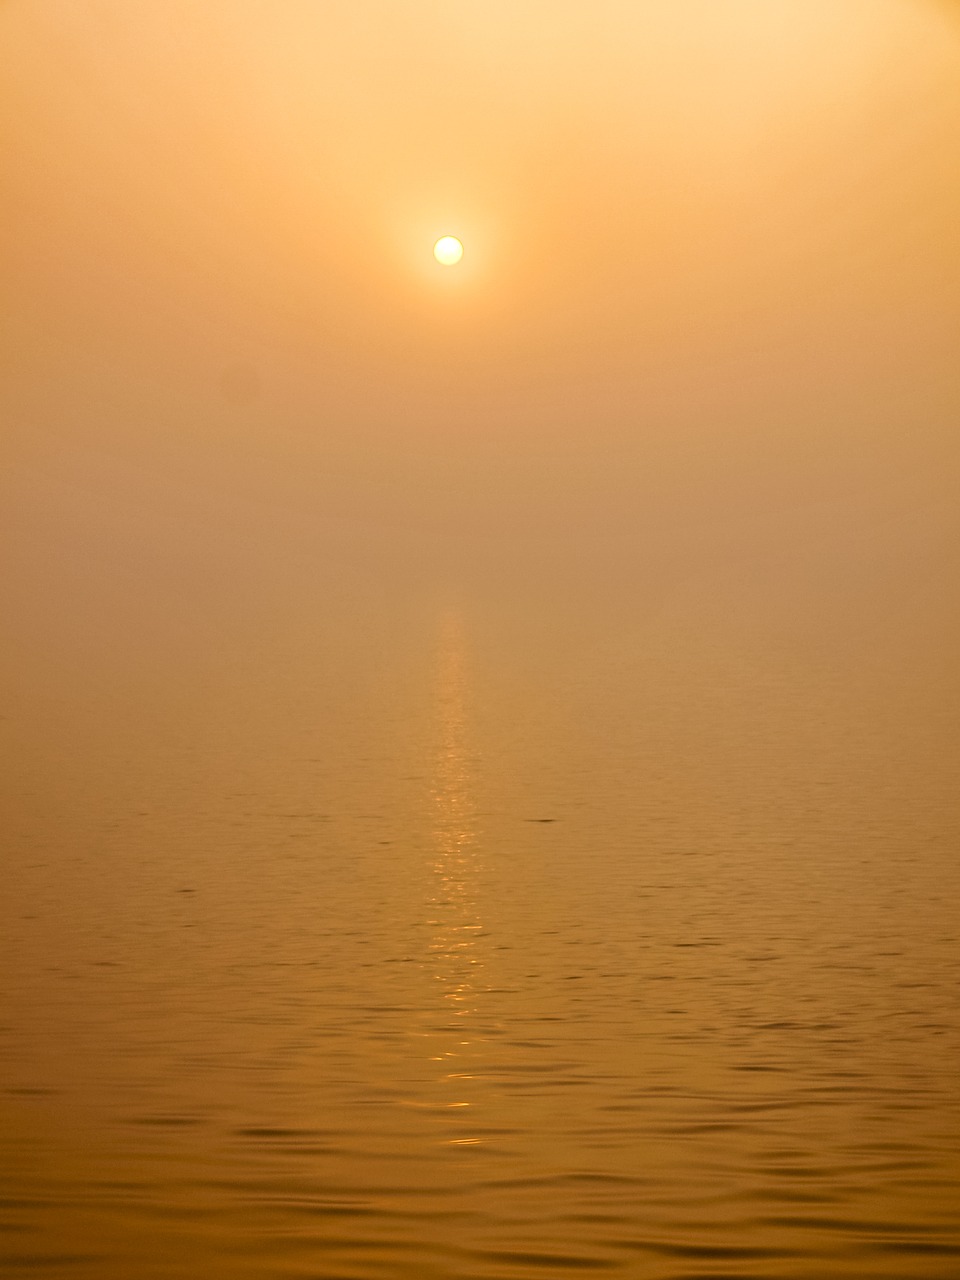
[3,0,959,590]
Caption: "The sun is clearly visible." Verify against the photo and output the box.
[434,236,464,266]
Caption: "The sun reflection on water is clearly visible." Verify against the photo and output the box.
[424,611,486,1092]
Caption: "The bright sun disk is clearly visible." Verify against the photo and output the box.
[434,236,463,266]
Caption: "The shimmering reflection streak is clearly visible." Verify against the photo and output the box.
[423,612,488,1119]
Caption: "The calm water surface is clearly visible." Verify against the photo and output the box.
[3,579,959,1278]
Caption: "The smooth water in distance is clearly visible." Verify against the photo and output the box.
[3,570,959,1279]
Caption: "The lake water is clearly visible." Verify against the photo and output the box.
[3,566,959,1279]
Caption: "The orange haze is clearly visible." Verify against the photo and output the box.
[3,0,959,626]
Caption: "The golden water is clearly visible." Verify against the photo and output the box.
[3,581,958,1278]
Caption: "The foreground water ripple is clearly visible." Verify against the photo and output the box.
[3,601,959,1277]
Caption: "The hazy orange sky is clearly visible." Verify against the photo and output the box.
[3,0,960,616]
